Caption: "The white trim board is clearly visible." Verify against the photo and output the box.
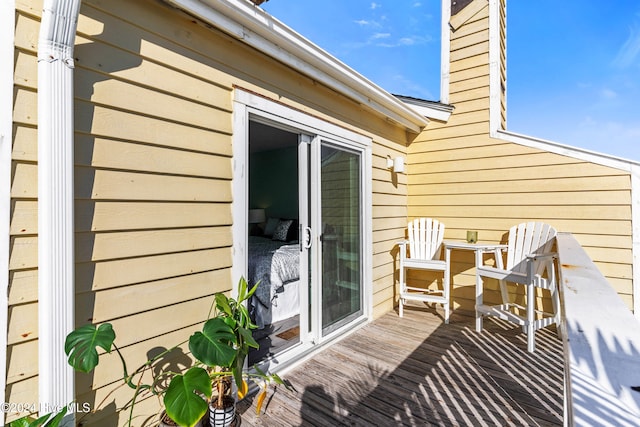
[0,1,15,422]
[439,0,451,105]
[232,88,374,370]
[163,0,428,133]
[496,129,640,171]
[488,0,502,137]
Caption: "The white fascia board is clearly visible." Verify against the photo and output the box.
[488,0,501,136]
[0,1,15,423]
[496,129,640,171]
[163,0,428,133]
[405,103,451,122]
[440,0,451,105]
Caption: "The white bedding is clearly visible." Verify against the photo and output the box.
[248,236,300,328]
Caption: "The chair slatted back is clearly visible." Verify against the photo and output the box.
[506,222,557,274]
[408,218,445,261]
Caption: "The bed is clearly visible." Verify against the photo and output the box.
[248,235,300,328]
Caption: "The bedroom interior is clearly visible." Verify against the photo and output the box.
[246,120,364,366]
[247,121,302,365]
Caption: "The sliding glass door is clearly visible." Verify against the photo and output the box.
[237,92,370,369]
[301,137,364,343]
[318,143,362,335]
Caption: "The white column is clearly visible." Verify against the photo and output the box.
[37,0,81,421]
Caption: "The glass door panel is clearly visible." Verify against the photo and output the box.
[319,143,362,335]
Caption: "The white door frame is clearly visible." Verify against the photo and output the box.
[232,89,373,368]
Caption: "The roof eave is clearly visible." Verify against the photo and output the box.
[163,0,429,133]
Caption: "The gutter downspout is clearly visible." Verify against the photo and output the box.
[37,0,81,421]
[1,1,16,424]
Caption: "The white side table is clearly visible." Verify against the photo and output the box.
[443,241,508,331]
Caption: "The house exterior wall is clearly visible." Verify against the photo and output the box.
[406,0,634,314]
[7,0,409,423]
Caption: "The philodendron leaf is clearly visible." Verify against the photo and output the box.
[215,293,233,317]
[64,323,115,373]
[238,326,258,350]
[40,406,67,427]
[8,416,30,427]
[164,367,211,427]
[9,406,68,427]
[189,317,237,368]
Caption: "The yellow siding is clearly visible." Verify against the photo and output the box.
[7,6,40,419]
[10,0,633,422]
[407,0,634,314]
[9,0,412,422]
[410,127,633,313]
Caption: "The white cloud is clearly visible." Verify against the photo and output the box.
[600,88,618,99]
[375,35,431,47]
[355,19,371,26]
[613,23,640,68]
[570,116,640,160]
[398,37,417,46]
[372,32,391,39]
[371,2,381,10]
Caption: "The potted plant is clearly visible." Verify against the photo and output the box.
[167,277,288,427]
[65,321,205,427]
[64,277,287,427]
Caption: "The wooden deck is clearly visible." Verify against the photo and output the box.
[237,307,564,426]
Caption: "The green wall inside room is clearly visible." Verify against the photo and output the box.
[249,146,298,219]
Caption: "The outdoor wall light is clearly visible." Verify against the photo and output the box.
[387,155,405,173]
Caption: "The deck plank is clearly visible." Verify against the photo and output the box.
[238,307,563,426]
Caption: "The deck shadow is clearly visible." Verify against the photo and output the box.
[239,308,564,426]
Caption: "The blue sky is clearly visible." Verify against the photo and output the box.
[261,1,640,162]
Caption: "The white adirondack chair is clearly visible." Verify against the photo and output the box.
[476,222,559,352]
[398,218,450,323]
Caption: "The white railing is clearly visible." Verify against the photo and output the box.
[556,232,640,426]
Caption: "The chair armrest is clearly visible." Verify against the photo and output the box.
[526,252,557,261]
[397,240,408,260]
[526,252,558,279]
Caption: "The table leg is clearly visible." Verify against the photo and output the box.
[475,249,483,332]
[444,247,451,324]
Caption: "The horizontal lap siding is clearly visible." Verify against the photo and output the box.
[6,5,40,416]
[410,129,634,313]
[10,0,414,423]
[9,0,238,423]
[371,131,410,318]
[72,1,236,424]
[407,0,634,313]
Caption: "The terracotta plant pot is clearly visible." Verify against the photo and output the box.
[159,410,204,427]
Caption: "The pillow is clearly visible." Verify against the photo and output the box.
[286,219,299,242]
[263,217,280,237]
[272,219,293,242]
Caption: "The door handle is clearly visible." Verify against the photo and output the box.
[300,226,312,250]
